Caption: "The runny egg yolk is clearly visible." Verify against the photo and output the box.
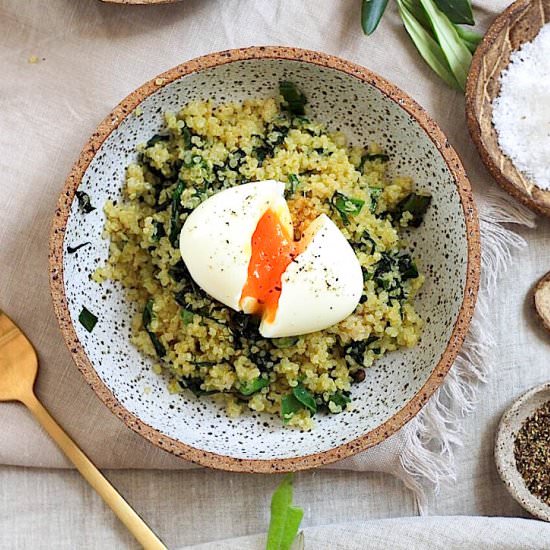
[240,209,298,323]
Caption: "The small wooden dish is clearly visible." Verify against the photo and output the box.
[534,271,550,334]
[466,0,550,217]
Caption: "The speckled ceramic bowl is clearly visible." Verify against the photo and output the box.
[495,383,550,522]
[49,47,480,472]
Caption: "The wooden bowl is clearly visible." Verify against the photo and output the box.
[466,0,550,217]
[49,47,480,472]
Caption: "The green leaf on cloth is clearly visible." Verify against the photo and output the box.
[266,474,304,550]
[361,0,389,35]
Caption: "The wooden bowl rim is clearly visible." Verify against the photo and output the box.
[465,0,550,217]
[49,46,480,473]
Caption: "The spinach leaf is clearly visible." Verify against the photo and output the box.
[361,0,390,35]
[168,259,190,282]
[146,133,170,148]
[329,391,351,409]
[395,192,432,227]
[75,191,96,214]
[67,242,90,254]
[292,384,317,413]
[344,336,377,366]
[152,221,166,242]
[78,306,97,333]
[398,254,419,280]
[143,299,166,358]
[279,81,307,116]
[331,192,365,224]
[180,309,195,325]
[273,336,299,349]
[360,153,390,172]
[281,394,304,424]
[266,474,304,550]
[370,187,383,213]
[169,179,186,247]
[180,125,192,148]
[239,376,269,396]
[285,174,300,199]
[435,0,474,25]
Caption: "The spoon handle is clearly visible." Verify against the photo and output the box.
[21,391,167,550]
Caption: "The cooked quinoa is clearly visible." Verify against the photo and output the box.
[93,83,427,430]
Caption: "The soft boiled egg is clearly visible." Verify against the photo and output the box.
[179,180,363,338]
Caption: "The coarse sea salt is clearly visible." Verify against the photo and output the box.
[492,23,550,190]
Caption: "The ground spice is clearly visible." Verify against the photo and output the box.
[513,400,550,505]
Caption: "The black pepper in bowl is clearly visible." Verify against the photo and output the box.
[513,400,550,506]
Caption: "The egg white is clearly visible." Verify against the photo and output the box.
[179,180,363,338]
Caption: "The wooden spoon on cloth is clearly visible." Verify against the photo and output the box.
[0,310,167,550]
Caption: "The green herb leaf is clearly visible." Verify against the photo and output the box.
[146,133,170,148]
[169,179,186,248]
[329,391,351,409]
[361,0,389,35]
[331,192,365,224]
[285,174,300,198]
[454,24,482,52]
[143,299,166,358]
[152,221,166,242]
[281,394,304,424]
[397,0,461,90]
[239,376,269,396]
[78,307,97,333]
[266,474,304,550]
[273,336,299,349]
[292,384,317,414]
[418,0,472,90]
[396,192,432,227]
[180,309,195,325]
[75,191,96,214]
[279,81,307,116]
[435,0,474,25]
[369,187,383,213]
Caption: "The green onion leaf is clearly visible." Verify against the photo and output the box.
[397,0,461,90]
[331,192,365,224]
[266,474,304,550]
[292,384,317,414]
[396,192,432,227]
[180,309,195,325]
[239,376,269,396]
[273,336,299,349]
[418,0,472,90]
[279,82,307,116]
[169,179,186,248]
[281,394,304,424]
[361,0,390,35]
[435,0,474,25]
[75,191,96,214]
[78,307,97,333]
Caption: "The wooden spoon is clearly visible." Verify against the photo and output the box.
[0,310,167,550]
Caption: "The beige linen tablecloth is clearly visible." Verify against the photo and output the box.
[2,0,550,548]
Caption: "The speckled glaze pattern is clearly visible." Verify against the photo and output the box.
[49,47,480,472]
[466,0,550,217]
[495,383,550,522]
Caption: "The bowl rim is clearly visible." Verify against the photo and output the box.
[49,46,480,473]
[494,382,550,522]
